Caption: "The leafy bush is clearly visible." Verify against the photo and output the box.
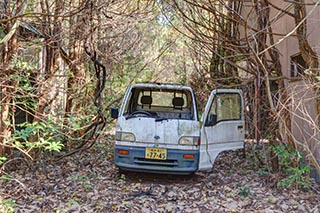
[271,144,311,189]
[0,198,15,213]
[7,121,64,159]
[0,156,7,165]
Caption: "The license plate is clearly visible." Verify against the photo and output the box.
[145,148,167,160]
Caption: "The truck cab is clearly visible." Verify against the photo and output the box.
[111,83,244,174]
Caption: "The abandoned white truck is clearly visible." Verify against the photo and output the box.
[110,83,245,174]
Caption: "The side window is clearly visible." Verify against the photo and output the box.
[208,93,241,123]
[290,53,306,78]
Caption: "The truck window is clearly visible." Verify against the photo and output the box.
[138,91,187,108]
[123,88,194,120]
[208,93,241,122]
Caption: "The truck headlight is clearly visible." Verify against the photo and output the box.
[179,136,200,145]
[116,131,135,142]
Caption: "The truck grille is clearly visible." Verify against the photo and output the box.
[134,158,178,167]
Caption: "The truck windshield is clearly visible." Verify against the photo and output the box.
[123,88,194,120]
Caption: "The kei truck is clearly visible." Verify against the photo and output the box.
[110,83,245,174]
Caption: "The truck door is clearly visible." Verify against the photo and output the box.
[198,89,245,171]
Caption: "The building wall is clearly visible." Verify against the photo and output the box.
[239,0,320,174]
[270,0,320,77]
[269,0,320,175]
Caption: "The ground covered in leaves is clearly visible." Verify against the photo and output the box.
[0,137,319,212]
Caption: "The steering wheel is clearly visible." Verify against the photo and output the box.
[131,110,155,117]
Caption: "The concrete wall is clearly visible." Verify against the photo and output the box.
[240,0,320,178]
[270,1,320,77]
[270,0,320,167]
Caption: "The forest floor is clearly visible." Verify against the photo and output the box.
[0,135,319,213]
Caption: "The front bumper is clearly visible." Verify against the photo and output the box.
[114,145,199,175]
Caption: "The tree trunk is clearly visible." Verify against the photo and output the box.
[0,0,22,156]
[0,79,16,156]
[29,0,63,147]
[33,0,63,122]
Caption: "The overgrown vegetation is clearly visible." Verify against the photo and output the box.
[272,144,311,189]
[0,197,15,213]
[0,0,319,193]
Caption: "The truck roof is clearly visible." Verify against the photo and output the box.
[129,83,194,92]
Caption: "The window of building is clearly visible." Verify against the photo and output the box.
[290,53,307,77]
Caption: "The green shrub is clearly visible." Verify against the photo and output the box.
[271,144,310,189]
[7,121,64,158]
[0,198,15,213]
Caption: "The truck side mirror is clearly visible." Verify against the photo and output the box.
[110,108,119,119]
[205,114,217,126]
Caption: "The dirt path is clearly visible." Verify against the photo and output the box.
[0,140,319,212]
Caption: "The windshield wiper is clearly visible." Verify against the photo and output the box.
[125,113,155,120]
[155,118,168,122]
[125,115,137,120]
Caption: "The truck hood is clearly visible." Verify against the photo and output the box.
[116,116,200,148]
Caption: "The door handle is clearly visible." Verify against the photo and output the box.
[237,125,243,130]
